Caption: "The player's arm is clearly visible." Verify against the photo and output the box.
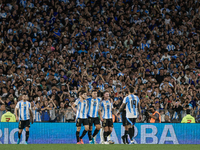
[14,103,19,122]
[99,102,104,122]
[98,109,103,122]
[117,97,127,115]
[117,103,126,115]
[29,108,34,124]
[72,101,78,112]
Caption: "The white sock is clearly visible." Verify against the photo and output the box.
[100,128,104,144]
[107,133,111,141]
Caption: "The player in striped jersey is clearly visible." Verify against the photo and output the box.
[15,93,33,145]
[72,90,89,144]
[117,86,142,144]
[87,90,101,144]
[100,91,113,144]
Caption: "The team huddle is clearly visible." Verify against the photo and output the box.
[72,86,142,144]
[14,87,141,144]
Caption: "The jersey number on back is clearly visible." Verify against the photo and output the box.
[131,100,136,109]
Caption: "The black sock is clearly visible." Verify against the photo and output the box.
[128,128,133,140]
[104,131,107,141]
[107,131,111,137]
[132,127,135,138]
[88,130,92,141]
[125,130,129,143]
[26,131,29,142]
[92,129,100,137]
[18,132,22,139]
[125,130,128,136]
[76,131,80,142]
[80,130,88,139]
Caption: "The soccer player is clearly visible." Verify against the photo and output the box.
[181,109,195,123]
[15,93,33,144]
[87,90,101,144]
[1,106,16,122]
[117,86,142,144]
[72,90,89,144]
[100,91,113,144]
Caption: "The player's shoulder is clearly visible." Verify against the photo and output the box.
[134,94,140,100]
[87,97,92,100]
[16,100,23,105]
[101,100,103,103]
[124,95,128,99]
[75,98,80,102]
[97,97,102,101]
[18,100,23,103]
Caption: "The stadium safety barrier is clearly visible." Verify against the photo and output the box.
[0,123,199,144]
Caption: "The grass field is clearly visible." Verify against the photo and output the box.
[0,144,200,150]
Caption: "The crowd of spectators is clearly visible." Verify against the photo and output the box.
[0,0,200,123]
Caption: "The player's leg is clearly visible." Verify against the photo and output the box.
[17,121,24,144]
[131,125,135,139]
[88,118,93,144]
[79,119,89,144]
[76,118,81,144]
[100,123,104,144]
[128,124,133,141]
[24,120,30,144]
[88,126,93,143]
[129,118,136,144]
[17,129,23,144]
[107,120,113,138]
[92,117,101,143]
[25,127,29,144]
[130,118,136,143]
[93,124,101,137]
[102,119,109,143]
[121,117,128,144]
[124,125,129,144]
[76,126,81,144]
[103,126,108,143]
[107,119,114,144]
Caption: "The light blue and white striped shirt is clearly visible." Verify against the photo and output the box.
[87,97,101,118]
[101,100,113,119]
[42,5,48,11]
[123,94,140,118]
[33,108,41,122]
[97,84,105,91]
[141,43,150,51]
[74,98,88,119]
[15,100,31,121]
[166,44,175,51]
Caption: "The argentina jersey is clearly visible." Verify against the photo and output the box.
[101,100,113,119]
[123,94,140,118]
[32,108,41,122]
[87,97,101,118]
[74,98,88,119]
[15,100,31,121]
